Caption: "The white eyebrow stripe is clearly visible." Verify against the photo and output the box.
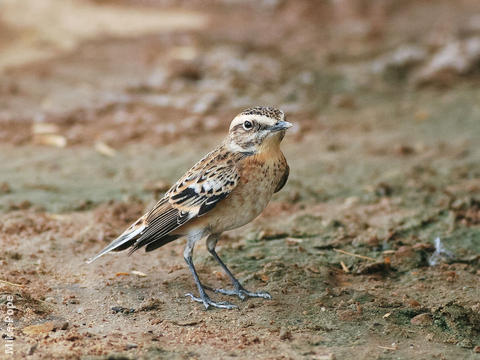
[229,114,277,131]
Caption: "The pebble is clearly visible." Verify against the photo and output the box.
[58,321,69,331]
[414,37,480,85]
[0,182,11,194]
[111,306,135,314]
[279,327,291,340]
[410,313,433,326]
[28,344,37,355]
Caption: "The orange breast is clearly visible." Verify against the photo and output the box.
[178,149,288,235]
[206,151,287,233]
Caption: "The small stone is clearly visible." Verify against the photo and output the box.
[410,313,433,326]
[394,144,415,156]
[343,196,359,208]
[407,299,421,308]
[374,183,393,197]
[111,306,127,314]
[279,327,291,340]
[372,44,427,76]
[22,322,55,335]
[331,94,356,109]
[473,345,480,353]
[356,261,389,275]
[126,343,138,350]
[0,182,11,194]
[50,319,69,331]
[414,37,480,86]
[94,141,116,157]
[28,344,37,355]
[412,243,435,251]
[138,298,163,312]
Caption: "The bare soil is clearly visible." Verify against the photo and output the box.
[1,0,479,359]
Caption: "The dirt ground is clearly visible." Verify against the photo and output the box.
[1,0,479,359]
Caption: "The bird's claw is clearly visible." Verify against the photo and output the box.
[210,286,272,301]
[185,293,237,310]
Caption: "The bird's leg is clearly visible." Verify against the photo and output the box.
[184,230,236,310]
[206,235,272,301]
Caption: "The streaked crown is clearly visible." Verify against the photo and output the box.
[229,106,285,132]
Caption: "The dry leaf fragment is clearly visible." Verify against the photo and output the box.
[414,110,430,121]
[0,279,24,288]
[47,213,71,221]
[95,141,116,157]
[32,123,59,135]
[286,237,303,245]
[131,270,147,277]
[213,271,226,280]
[260,274,269,282]
[169,319,203,326]
[33,134,67,147]
[115,272,130,277]
[407,299,421,308]
[22,322,55,335]
[170,46,198,61]
[334,249,376,261]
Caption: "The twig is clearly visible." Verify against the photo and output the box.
[169,319,203,327]
[0,279,24,288]
[334,249,376,261]
[378,345,397,351]
[340,261,350,273]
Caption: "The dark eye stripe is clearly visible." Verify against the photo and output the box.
[231,122,272,132]
[231,124,244,131]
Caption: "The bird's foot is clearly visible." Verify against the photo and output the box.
[208,284,272,301]
[185,293,237,310]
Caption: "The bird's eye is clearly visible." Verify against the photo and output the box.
[243,120,253,130]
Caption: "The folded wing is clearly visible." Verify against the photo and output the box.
[87,149,241,262]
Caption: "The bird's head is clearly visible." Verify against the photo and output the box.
[226,106,292,154]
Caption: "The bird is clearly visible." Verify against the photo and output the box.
[87,106,292,309]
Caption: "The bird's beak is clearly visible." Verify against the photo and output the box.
[269,121,293,132]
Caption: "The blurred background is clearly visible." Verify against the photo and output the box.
[0,0,479,358]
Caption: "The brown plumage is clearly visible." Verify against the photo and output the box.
[88,106,291,309]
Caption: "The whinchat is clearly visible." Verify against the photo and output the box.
[88,106,292,309]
